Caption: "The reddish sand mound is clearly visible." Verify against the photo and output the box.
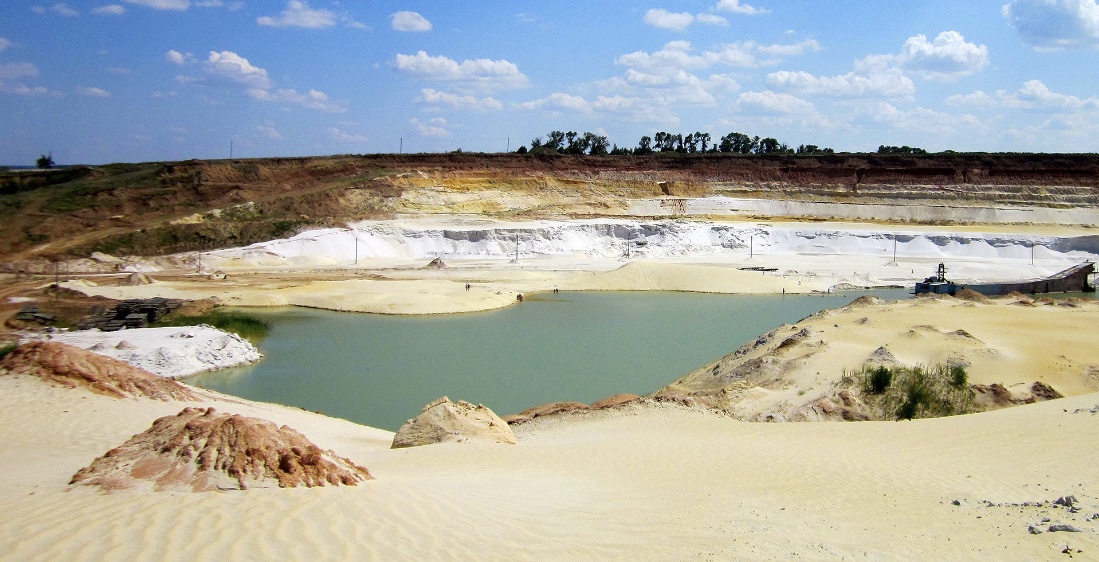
[71,407,372,491]
[0,341,197,401]
[953,288,990,302]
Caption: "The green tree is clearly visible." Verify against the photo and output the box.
[36,152,54,169]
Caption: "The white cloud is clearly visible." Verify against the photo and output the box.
[0,83,54,96]
[77,86,111,97]
[247,87,347,112]
[418,88,502,110]
[92,4,125,14]
[330,127,367,143]
[165,49,194,64]
[757,38,821,57]
[862,101,982,134]
[736,90,816,114]
[257,1,336,28]
[394,51,531,92]
[256,123,282,139]
[894,31,989,81]
[945,90,998,107]
[410,117,449,138]
[644,9,695,31]
[0,63,39,79]
[714,0,768,15]
[766,69,915,97]
[0,38,10,52]
[50,3,79,16]
[391,11,432,32]
[123,0,190,10]
[1003,0,1099,49]
[518,92,591,112]
[695,13,729,26]
[205,51,271,89]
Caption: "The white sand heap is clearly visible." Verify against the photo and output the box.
[71,407,372,492]
[392,397,517,448]
[31,326,263,379]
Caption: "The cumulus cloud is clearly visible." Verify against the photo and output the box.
[767,69,915,97]
[893,31,989,80]
[330,127,367,143]
[417,88,502,110]
[644,9,695,31]
[410,117,450,138]
[695,13,729,26]
[863,101,982,134]
[165,49,194,64]
[949,79,1099,110]
[205,51,271,89]
[93,4,125,14]
[391,11,432,32]
[0,62,39,80]
[0,38,10,52]
[394,51,530,92]
[50,3,79,16]
[1003,0,1099,49]
[714,0,768,15]
[77,86,111,97]
[257,1,335,28]
[736,90,815,114]
[0,83,53,96]
[247,87,347,112]
[123,0,190,10]
[256,123,282,140]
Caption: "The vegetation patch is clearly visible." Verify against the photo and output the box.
[851,363,973,420]
[0,341,18,361]
[152,310,269,343]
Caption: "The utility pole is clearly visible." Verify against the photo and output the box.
[750,235,754,259]
[893,235,897,263]
[399,138,403,154]
[507,137,510,153]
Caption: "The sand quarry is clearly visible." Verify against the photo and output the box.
[2,212,1099,560]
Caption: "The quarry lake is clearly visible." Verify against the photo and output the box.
[190,289,910,431]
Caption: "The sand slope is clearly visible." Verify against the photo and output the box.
[1,369,1096,560]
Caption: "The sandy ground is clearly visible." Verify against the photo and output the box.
[0,373,1096,560]
[2,215,1097,560]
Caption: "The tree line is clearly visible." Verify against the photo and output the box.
[520,130,836,156]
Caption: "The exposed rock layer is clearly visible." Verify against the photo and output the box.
[392,397,516,448]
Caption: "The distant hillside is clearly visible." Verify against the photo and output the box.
[0,152,1097,261]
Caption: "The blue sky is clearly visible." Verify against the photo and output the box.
[3,0,1099,164]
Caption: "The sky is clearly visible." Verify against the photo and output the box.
[3,0,1099,164]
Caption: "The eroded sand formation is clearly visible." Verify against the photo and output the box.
[71,406,372,492]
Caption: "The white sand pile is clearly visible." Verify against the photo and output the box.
[29,326,262,379]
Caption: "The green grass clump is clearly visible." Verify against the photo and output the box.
[152,310,269,343]
[0,342,18,361]
[852,363,973,421]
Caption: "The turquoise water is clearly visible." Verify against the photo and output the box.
[190,289,910,431]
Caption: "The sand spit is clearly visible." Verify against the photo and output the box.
[391,397,516,448]
[28,325,263,379]
[71,407,372,492]
[0,341,198,401]
[666,295,1099,422]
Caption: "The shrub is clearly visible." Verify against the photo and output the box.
[0,341,18,360]
[867,366,893,394]
[152,310,269,343]
[950,365,968,388]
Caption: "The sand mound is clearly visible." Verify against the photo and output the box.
[954,288,990,302]
[392,397,516,448]
[121,272,152,286]
[71,407,372,491]
[590,393,642,409]
[423,257,448,269]
[0,342,197,401]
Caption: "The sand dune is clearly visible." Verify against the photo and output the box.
[0,369,1096,560]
